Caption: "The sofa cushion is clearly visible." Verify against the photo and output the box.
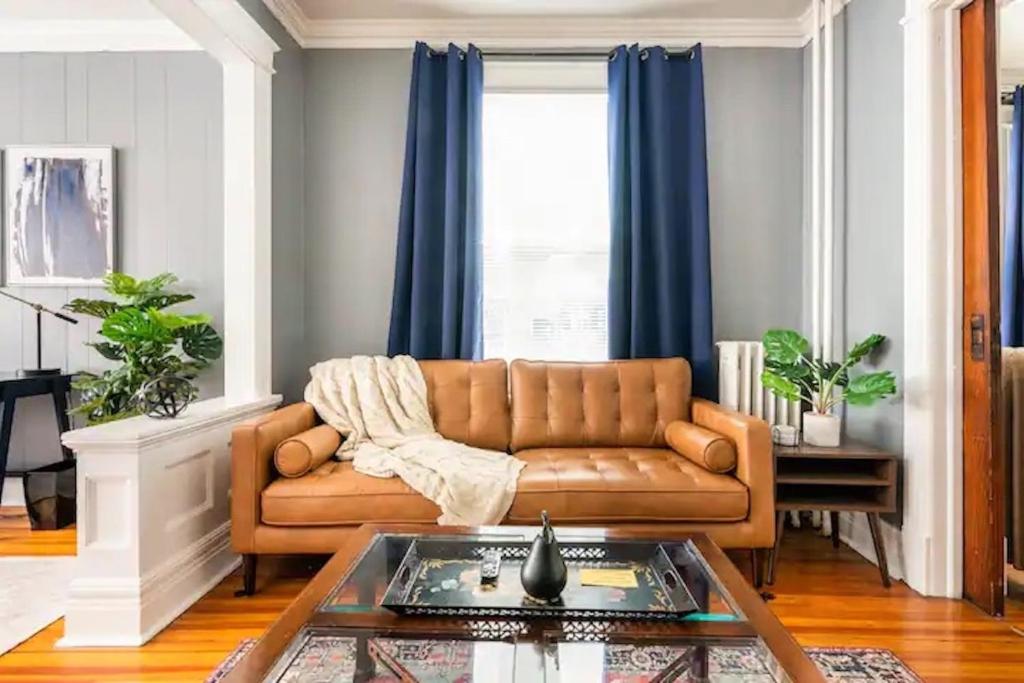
[262,460,441,526]
[509,359,691,451]
[506,447,748,524]
[664,420,737,473]
[273,424,342,478]
[419,359,511,452]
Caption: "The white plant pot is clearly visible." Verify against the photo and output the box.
[802,412,841,447]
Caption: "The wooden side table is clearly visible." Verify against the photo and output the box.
[767,440,898,587]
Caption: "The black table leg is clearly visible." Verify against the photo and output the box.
[0,390,15,504]
[867,512,892,588]
[830,511,840,549]
[50,384,73,461]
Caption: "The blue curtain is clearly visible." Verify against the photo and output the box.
[387,42,483,359]
[607,44,715,397]
[1004,86,1024,347]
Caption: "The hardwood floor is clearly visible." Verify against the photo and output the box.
[1,509,1023,681]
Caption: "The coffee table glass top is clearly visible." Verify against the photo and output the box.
[237,528,816,682]
[318,531,743,623]
[263,628,786,682]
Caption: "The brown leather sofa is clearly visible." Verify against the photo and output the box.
[231,358,774,594]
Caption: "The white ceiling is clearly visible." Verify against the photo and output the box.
[0,0,164,21]
[0,0,197,52]
[296,0,812,21]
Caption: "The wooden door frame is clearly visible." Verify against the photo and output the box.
[960,0,1005,616]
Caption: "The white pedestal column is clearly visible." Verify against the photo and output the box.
[58,396,279,647]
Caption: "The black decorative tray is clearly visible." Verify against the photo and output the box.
[379,537,699,621]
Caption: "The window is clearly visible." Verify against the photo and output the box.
[482,68,610,362]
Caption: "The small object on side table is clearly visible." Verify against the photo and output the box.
[520,510,567,602]
[771,425,800,446]
[768,440,898,588]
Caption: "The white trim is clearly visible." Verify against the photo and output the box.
[62,396,280,452]
[823,0,836,365]
[302,17,811,49]
[811,0,822,362]
[261,0,310,47]
[899,0,968,598]
[152,0,280,74]
[0,19,199,53]
[839,513,907,582]
[59,522,239,648]
[258,0,863,50]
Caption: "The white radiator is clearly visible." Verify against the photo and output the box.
[716,341,801,428]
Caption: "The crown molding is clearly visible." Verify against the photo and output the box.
[260,0,310,47]
[0,20,199,52]
[259,0,853,50]
[798,0,854,39]
[299,17,810,49]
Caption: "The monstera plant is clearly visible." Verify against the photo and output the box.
[65,273,223,425]
[760,329,896,446]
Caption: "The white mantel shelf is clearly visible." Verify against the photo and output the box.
[58,395,280,648]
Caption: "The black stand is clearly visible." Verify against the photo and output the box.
[0,289,78,377]
[0,373,75,504]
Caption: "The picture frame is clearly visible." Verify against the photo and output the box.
[3,145,116,286]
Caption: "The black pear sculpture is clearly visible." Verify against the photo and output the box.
[520,510,568,602]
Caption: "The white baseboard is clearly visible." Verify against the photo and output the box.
[58,521,239,647]
[1,477,25,508]
[838,512,906,582]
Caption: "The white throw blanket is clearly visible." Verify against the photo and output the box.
[304,355,524,526]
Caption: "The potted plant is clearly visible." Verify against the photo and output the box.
[64,272,223,425]
[760,329,897,447]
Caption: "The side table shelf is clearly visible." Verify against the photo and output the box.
[769,441,898,587]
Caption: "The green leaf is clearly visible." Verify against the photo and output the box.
[179,323,223,362]
[136,293,195,310]
[844,371,897,406]
[762,329,810,365]
[101,308,174,344]
[761,370,803,403]
[148,308,211,331]
[64,298,121,319]
[846,334,886,366]
[89,342,124,361]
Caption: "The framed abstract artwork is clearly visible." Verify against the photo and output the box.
[3,145,116,286]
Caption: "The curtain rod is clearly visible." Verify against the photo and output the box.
[479,47,695,62]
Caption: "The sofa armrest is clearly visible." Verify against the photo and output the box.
[690,398,775,548]
[231,402,318,553]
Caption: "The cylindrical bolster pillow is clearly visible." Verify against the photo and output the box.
[665,420,738,473]
[273,425,341,478]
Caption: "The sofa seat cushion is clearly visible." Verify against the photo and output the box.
[506,448,748,524]
[261,460,441,526]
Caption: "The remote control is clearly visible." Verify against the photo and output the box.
[480,549,501,586]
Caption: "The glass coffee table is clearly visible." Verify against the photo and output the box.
[221,525,823,682]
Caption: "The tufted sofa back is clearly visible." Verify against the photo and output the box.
[508,359,692,452]
[418,359,511,452]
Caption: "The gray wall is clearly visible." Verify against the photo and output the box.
[237,0,308,403]
[0,52,223,480]
[303,50,408,365]
[704,47,805,340]
[841,0,904,454]
[301,47,806,369]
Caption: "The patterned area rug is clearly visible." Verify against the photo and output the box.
[0,556,74,655]
[208,638,921,682]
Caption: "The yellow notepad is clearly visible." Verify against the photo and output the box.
[578,568,638,589]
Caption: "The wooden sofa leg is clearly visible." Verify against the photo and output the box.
[750,549,765,589]
[235,554,258,597]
